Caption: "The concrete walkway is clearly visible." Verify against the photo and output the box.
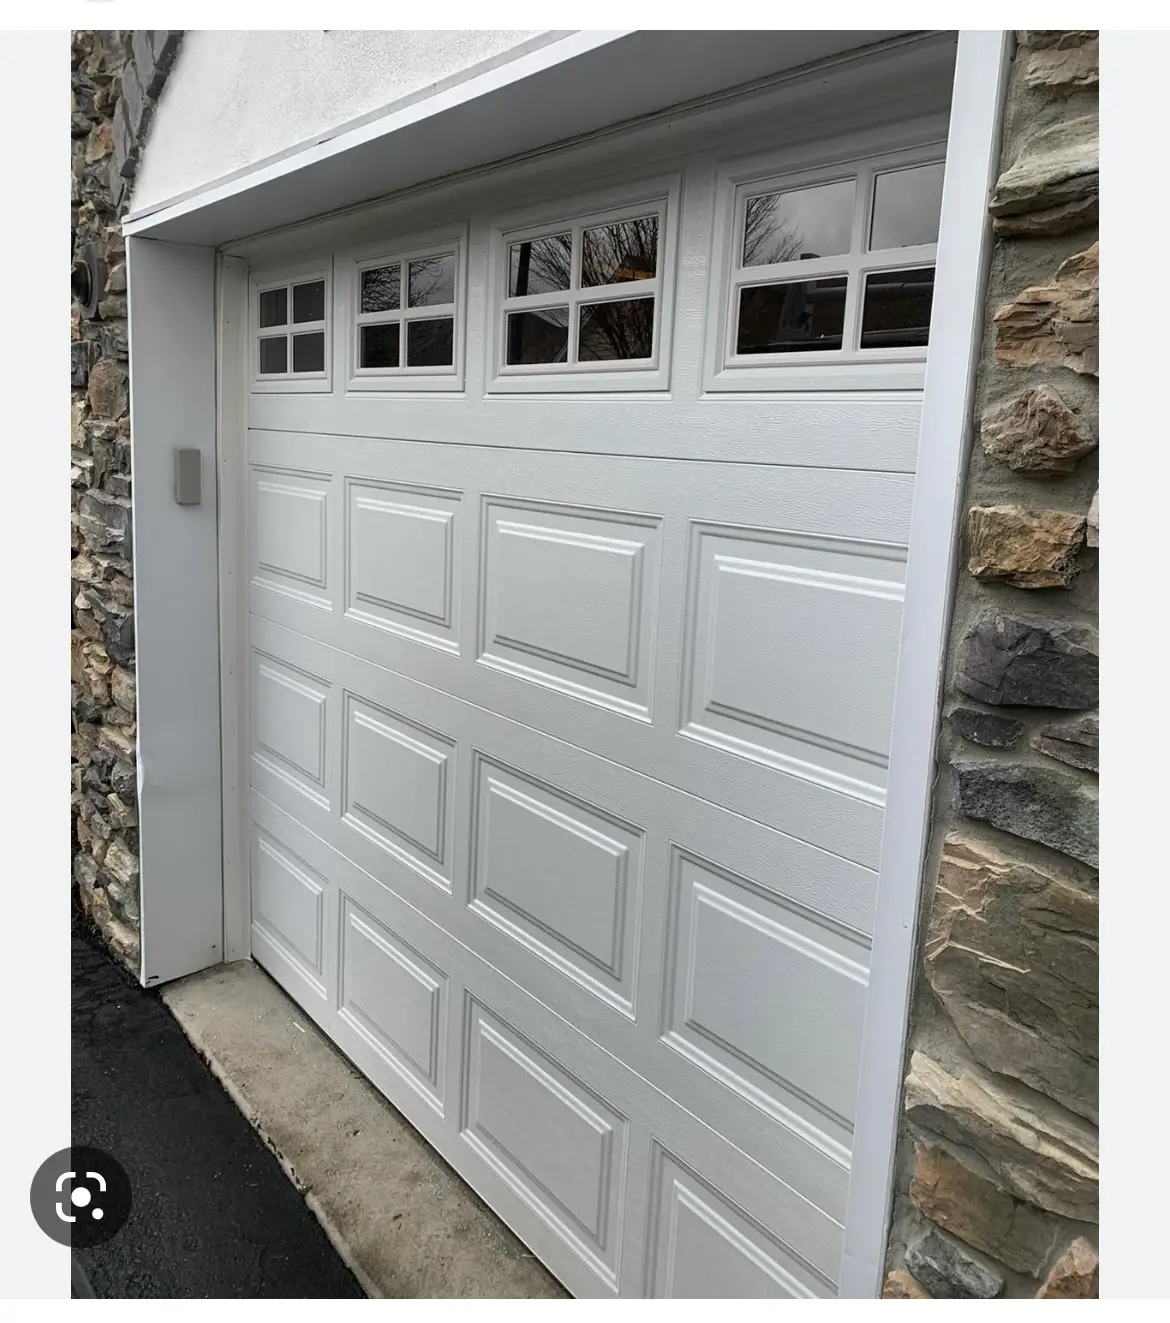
[71,929,365,1298]
[162,958,567,1300]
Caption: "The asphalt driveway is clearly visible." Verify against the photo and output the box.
[71,925,364,1299]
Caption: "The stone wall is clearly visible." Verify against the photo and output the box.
[883,32,1099,1300]
[71,31,182,970]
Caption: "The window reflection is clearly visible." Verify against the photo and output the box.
[736,278,847,354]
[743,181,854,267]
[407,318,455,367]
[859,267,935,348]
[509,233,572,297]
[581,216,658,288]
[408,254,455,308]
[506,307,570,365]
[870,163,945,251]
[361,265,401,314]
[578,298,654,361]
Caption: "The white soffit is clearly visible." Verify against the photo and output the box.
[123,29,912,247]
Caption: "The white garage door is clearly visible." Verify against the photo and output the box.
[235,87,946,1297]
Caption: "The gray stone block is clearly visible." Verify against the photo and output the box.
[955,761,1099,868]
[905,1229,1004,1300]
[1033,713,1099,773]
[950,707,1024,749]
[955,614,1098,709]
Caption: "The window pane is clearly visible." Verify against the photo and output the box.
[578,297,655,361]
[258,335,287,374]
[860,267,935,349]
[736,278,847,354]
[408,254,455,308]
[258,288,287,328]
[870,162,945,251]
[292,280,325,324]
[291,331,325,373]
[406,318,455,368]
[360,265,400,313]
[505,307,569,365]
[581,215,658,288]
[509,233,572,297]
[743,180,855,267]
[360,322,400,369]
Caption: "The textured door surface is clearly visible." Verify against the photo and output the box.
[238,101,933,1297]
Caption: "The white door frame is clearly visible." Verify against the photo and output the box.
[123,29,1011,1296]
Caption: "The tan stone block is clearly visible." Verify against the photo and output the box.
[86,359,129,419]
[883,1269,932,1299]
[1036,1237,1098,1298]
[967,505,1085,588]
[926,833,1097,1117]
[103,838,140,887]
[1025,35,1099,90]
[993,244,1098,376]
[110,666,136,714]
[903,1052,1098,1222]
[981,386,1096,473]
[1086,488,1099,548]
[910,1141,1064,1276]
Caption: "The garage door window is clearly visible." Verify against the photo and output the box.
[708,147,945,391]
[492,189,676,392]
[252,269,331,392]
[350,236,464,392]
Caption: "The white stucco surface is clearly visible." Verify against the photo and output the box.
[133,29,553,210]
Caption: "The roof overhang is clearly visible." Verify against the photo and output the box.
[123,29,913,247]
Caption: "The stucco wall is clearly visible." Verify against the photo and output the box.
[132,29,553,211]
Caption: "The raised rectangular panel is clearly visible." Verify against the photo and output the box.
[345,478,461,653]
[341,692,455,890]
[662,848,869,1137]
[479,496,661,719]
[468,754,642,1013]
[339,896,447,1110]
[461,997,625,1284]
[250,649,330,808]
[250,829,325,989]
[251,465,330,607]
[679,523,906,793]
[644,1146,830,1298]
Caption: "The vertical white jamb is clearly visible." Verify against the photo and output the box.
[838,29,1013,1298]
[217,253,251,962]
[128,236,224,985]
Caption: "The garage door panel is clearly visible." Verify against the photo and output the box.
[462,995,627,1286]
[249,463,334,609]
[643,1144,831,1298]
[338,894,449,1114]
[345,476,463,655]
[248,390,924,471]
[247,795,848,1295]
[479,496,663,721]
[680,522,906,790]
[661,848,869,1131]
[250,827,327,994]
[341,691,457,892]
[468,751,644,1015]
[250,648,333,811]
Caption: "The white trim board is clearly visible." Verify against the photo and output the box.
[127,235,224,986]
[838,29,1013,1299]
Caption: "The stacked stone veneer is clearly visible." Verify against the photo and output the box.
[71,31,181,969]
[883,32,1099,1300]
